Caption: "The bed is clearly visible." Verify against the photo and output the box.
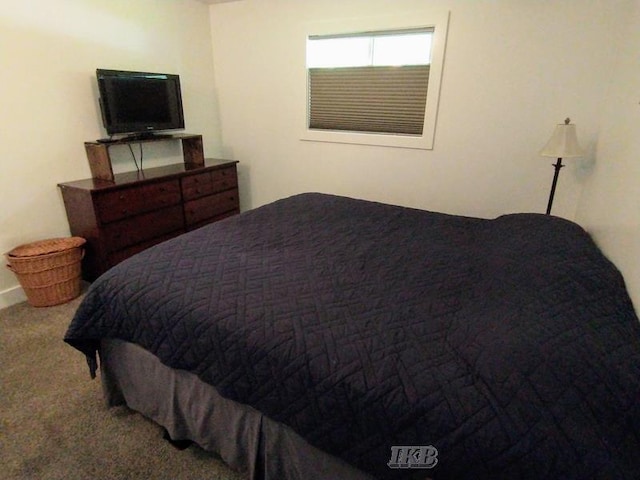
[65,192,640,479]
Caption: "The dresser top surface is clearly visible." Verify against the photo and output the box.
[58,159,238,191]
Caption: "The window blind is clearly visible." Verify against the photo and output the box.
[308,64,430,135]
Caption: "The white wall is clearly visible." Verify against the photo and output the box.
[208,0,625,218]
[0,0,220,307]
[576,1,640,311]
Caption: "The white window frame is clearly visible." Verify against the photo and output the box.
[299,11,450,150]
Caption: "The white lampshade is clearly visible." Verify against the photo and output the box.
[540,118,585,158]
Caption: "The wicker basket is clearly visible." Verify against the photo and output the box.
[5,237,86,307]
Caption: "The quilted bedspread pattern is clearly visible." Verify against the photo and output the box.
[65,193,640,479]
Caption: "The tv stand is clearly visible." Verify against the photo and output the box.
[84,133,204,182]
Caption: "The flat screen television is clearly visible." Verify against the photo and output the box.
[96,69,185,138]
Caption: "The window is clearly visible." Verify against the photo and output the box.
[307,30,432,136]
[300,12,449,150]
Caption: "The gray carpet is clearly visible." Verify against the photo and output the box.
[0,289,245,480]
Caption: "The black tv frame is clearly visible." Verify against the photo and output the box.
[96,69,185,139]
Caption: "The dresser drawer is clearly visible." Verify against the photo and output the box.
[181,172,214,201]
[184,189,239,226]
[103,205,184,252]
[107,232,177,267]
[95,179,181,224]
[211,166,238,191]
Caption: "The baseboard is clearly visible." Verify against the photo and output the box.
[0,284,27,310]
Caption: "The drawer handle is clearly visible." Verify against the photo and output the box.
[119,194,125,200]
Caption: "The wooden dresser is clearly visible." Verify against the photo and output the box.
[58,159,239,280]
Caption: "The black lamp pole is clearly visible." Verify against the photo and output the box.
[545,157,564,215]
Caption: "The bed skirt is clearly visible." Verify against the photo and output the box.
[100,339,374,480]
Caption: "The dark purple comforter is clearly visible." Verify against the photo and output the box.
[65,193,640,479]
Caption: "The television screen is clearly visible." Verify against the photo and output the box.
[96,69,185,137]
